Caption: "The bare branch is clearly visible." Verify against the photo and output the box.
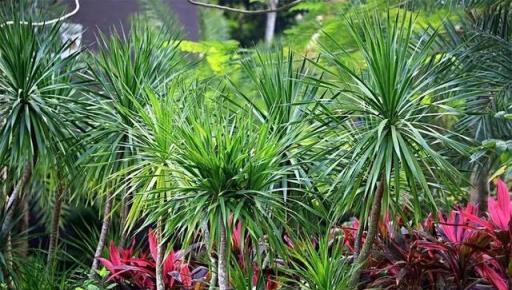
[1,0,80,27]
[186,0,303,15]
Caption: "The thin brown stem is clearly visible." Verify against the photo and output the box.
[353,219,365,259]
[349,176,385,288]
[47,178,65,267]
[89,194,113,278]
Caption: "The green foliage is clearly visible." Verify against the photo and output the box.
[286,233,352,290]
[0,16,80,169]
[142,106,294,250]
[2,1,512,289]
[198,6,231,41]
[80,23,184,195]
[318,12,472,222]
[179,39,240,75]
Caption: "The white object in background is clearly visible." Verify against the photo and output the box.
[60,22,83,58]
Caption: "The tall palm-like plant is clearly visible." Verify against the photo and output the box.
[316,13,472,286]
[143,107,294,290]
[0,16,80,274]
[117,84,190,290]
[80,24,184,277]
[230,49,325,227]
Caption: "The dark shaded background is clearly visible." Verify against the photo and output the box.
[63,0,199,47]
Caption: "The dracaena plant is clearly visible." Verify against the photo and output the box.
[315,12,474,286]
[0,12,81,278]
[229,49,326,231]
[144,106,295,290]
[79,23,185,277]
[117,82,194,290]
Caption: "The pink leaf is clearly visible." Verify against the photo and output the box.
[477,264,508,290]
[97,257,115,274]
[109,241,121,266]
[488,179,511,230]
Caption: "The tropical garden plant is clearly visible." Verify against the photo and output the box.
[0,0,511,289]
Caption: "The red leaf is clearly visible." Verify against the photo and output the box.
[266,276,278,290]
[109,241,122,266]
[97,257,116,274]
[180,264,192,287]
[477,264,509,290]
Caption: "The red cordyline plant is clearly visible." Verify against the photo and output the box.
[98,229,208,289]
[342,178,511,290]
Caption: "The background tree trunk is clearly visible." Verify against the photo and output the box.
[349,178,385,288]
[217,221,228,290]
[47,178,64,267]
[89,194,113,278]
[264,0,278,44]
[470,163,490,214]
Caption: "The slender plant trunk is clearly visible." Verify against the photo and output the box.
[2,163,31,287]
[470,163,490,214]
[349,178,385,288]
[89,194,113,278]
[156,218,165,290]
[217,221,229,290]
[5,233,13,282]
[203,224,217,290]
[353,219,365,259]
[2,163,32,235]
[47,178,64,267]
[264,0,278,44]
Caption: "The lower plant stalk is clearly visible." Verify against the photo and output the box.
[217,221,229,290]
[353,218,365,258]
[156,218,165,290]
[89,194,113,278]
[204,225,217,290]
[349,178,385,288]
[47,178,64,267]
[5,233,14,289]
